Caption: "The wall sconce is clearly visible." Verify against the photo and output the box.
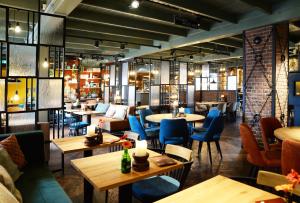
[42,58,49,68]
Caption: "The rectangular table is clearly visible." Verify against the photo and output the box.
[71,148,183,203]
[155,175,281,203]
[52,133,124,173]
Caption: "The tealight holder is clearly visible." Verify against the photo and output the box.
[132,152,149,172]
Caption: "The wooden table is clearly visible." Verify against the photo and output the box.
[198,101,225,106]
[155,175,281,203]
[71,148,183,203]
[52,133,124,173]
[68,110,103,125]
[274,127,300,142]
[146,113,205,123]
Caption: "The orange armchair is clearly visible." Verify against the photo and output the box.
[282,139,300,175]
[260,117,282,151]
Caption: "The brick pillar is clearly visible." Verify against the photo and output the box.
[243,23,288,140]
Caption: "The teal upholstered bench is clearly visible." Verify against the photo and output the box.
[0,131,71,203]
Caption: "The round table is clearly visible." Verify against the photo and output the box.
[274,127,300,142]
[145,113,205,123]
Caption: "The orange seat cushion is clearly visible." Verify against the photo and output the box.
[0,135,26,168]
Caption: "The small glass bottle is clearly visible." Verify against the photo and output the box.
[121,149,131,173]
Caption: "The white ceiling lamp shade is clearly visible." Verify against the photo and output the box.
[43,58,49,68]
[14,22,21,33]
[130,0,140,9]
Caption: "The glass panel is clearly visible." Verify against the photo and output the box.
[0,79,4,111]
[202,78,208,90]
[228,76,237,90]
[9,44,36,76]
[0,8,6,41]
[122,62,128,85]
[8,112,35,126]
[7,78,26,112]
[0,43,7,77]
[195,78,201,91]
[122,85,128,104]
[40,15,64,46]
[150,86,160,106]
[150,60,160,85]
[202,64,209,77]
[161,61,169,84]
[209,73,218,90]
[179,62,187,84]
[104,86,109,103]
[38,79,62,109]
[128,85,135,106]
[26,78,37,110]
[110,65,115,86]
[187,85,195,106]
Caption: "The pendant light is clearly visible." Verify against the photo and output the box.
[13,90,19,101]
[130,0,140,9]
[15,22,21,33]
[42,58,49,68]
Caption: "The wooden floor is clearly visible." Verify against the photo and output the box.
[49,117,251,202]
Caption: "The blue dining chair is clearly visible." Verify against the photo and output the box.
[184,108,194,136]
[139,109,160,131]
[159,119,189,148]
[132,144,193,203]
[190,115,224,165]
[128,115,159,147]
[193,107,221,133]
[68,117,89,136]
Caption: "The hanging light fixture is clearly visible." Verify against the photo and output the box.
[13,90,20,101]
[130,0,140,9]
[94,40,99,48]
[42,58,49,68]
[190,55,194,60]
[15,22,21,33]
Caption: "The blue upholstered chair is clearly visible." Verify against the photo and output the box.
[159,119,189,148]
[184,108,194,136]
[193,107,221,133]
[132,144,193,203]
[68,117,89,136]
[139,109,159,129]
[128,115,159,147]
[190,115,224,165]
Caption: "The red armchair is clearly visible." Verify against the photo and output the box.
[260,117,282,151]
[282,139,300,175]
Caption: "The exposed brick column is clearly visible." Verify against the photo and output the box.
[243,23,288,140]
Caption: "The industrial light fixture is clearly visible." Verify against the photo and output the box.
[14,22,21,33]
[13,90,20,101]
[190,55,194,60]
[130,0,140,9]
[120,43,125,49]
[78,54,83,60]
[42,58,49,68]
[94,40,99,48]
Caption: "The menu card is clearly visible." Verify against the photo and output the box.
[151,155,177,167]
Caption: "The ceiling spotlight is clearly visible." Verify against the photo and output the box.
[120,43,125,49]
[94,40,99,48]
[42,58,49,68]
[78,54,83,60]
[130,0,140,9]
[15,22,21,33]
[190,55,194,60]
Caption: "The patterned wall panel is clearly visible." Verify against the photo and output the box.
[8,112,35,126]
[40,15,64,46]
[38,79,62,109]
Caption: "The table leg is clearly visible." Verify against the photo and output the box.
[119,184,132,203]
[84,178,93,203]
[61,153,64,175]
[87,115,91,125]
[84,150,93,157]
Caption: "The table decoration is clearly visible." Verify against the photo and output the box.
[274,169,300,203]
[132,140,149,172]
[121,140,132,174]
[84,125,102,146]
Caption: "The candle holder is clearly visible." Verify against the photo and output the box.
[132,152,149,172]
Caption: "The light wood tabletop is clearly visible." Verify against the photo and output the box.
[52,133,124,154]
[274,127,300,142]
[71,148,182,191]
[197,101,226,106]
[146,113,205,123]
[155,175,281,203]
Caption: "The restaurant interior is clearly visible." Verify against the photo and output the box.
[1,0,300,203]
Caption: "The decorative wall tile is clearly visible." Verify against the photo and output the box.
[9,44,36,76]
[40,15,64,46]
[9,112,35,126]
[38,79,62,109]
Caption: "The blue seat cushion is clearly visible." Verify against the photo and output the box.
[145,127,159,138]
[191,132,219,142]
[193,127,208,133]
[95,103,110,114]
[132,175,180,203]
[70,121,89,129]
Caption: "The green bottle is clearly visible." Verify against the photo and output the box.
[121,149,131,173]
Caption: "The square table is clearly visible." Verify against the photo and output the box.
[155,175,281,203]
[71,148,183,203]
[52,133,124,173]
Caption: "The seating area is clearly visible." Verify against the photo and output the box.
[1,0,300,203]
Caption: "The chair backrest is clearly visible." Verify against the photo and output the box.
[184,108,193,114]
[124,131,139,141]
[164,144,193,190]
[159,119,188,145]
[204,116,224,140]
[232,102,238,111]
[128,115,148,140]
[260,117,282,151]
[282,140,300,175]
[239,123,266,167]
[217,103,227,114]
[202,108,221,129]
[138,109,153,127]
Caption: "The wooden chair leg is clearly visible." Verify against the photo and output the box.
[105,190,109,203]
[207,142,212,165]
[215,141,223,159]
[198,141,203,155]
